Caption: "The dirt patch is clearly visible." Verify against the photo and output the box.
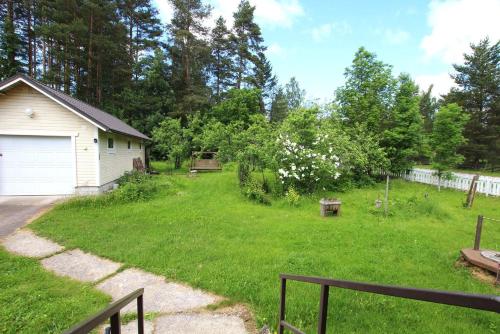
[210,304,259,334]
[456,256,499,286]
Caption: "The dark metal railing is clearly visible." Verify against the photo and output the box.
[63,288,144,334]
[279,274,500,334]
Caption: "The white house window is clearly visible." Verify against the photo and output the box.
[128,141,131,149]
[107,137,115,153]
[139,143,142,150]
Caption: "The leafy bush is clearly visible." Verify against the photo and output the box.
[117,171,151,185]
[238,162,251,187]
[113,181,158,202]
[242,178,271,205]
[285,187,300,206]
[62,171,159,209]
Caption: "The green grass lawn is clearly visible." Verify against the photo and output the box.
[0,249,109,334]
[32,168,500,333]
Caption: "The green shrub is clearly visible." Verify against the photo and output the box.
[61,171,159,209]
[238,162,250,187]
[285,186,300,206]
[242,178,271,205]
[112,181,158,202]
[117,170,151,185]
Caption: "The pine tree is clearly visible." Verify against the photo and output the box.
[446,38,500,168]
[382,73,423,173]
[270,86,288,123]
[168,0,211,120]
[117,0,162,79]
[419,85,438,134]
[0,1,25,79]
[251,51,276,112]
[113,48,174,136]
[209,16,235,102]
[232,0,265,89]
[285,77,305,111]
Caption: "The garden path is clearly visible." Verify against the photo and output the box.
[1,229,252,334]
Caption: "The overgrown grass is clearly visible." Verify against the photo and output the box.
[32,170,500,333]
[150,160,190,174]
[0,249,109,334]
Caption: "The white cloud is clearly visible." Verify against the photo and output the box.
[384,29,410,45]
[267,43,284,55]
[310,21,351,42]
[154,0,304,29]
[211,0,304,28]
[311,23,333,42]
[421,0,500,64]
[153,0,174,24]
[250,0,304,28]
[414,72,456,97]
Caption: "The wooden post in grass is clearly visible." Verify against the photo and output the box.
[473,215,483,250]
[384,175,389,217]
[465,175,479,208]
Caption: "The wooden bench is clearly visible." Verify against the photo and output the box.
[190,152,221,171]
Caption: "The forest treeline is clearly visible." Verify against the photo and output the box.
[0,0,498,169]
[0,0,276,132]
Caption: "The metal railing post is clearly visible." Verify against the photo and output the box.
[317,285,330,334]
[474,215,484,250]
[137,294,144,334]
[278,273,499,334]
[110,312,120,334]
[279,277,287,334]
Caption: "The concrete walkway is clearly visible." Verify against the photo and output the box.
[1,229,254,333]
[0,196,62,237]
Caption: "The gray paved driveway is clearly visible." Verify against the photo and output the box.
[0,196,61,237]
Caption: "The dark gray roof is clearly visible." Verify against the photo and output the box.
[0,74,149,140]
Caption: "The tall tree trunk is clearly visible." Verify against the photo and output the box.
[6,0,16,71]
[64,43,70,93]
[87,10,93,101]
[42,38,47,77]
[27,2,33,76]
[96,61,101,104]
[236,55,243,89]
[32,7,37,79]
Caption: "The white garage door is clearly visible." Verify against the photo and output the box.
[0,135,75,195]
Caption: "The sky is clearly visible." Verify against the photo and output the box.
[153,0,500,101]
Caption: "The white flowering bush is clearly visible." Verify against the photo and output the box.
[276,132,342,193]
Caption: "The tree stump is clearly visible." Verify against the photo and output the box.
[320,198,342,217]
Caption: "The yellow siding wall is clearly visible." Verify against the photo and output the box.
[0,84,98,188]
[98,130,145,185]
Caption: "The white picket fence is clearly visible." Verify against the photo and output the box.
[397,168,500,196]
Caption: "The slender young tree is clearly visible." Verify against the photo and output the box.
[335,47,396,134]
[382,73,423,173]
[431,103,469,191]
